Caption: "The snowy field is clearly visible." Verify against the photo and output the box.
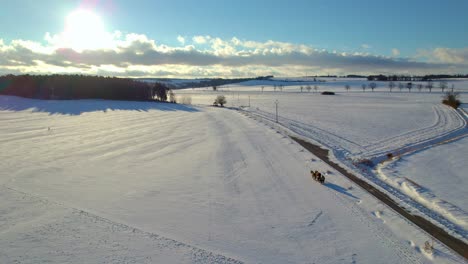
[177,78,468,241]
[379,136,468,222]
[0,95,465,263]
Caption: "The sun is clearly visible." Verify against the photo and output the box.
[63,9,110,51]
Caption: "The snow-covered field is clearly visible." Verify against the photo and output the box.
[177,78,468,242]
[1,95,464,263]
[379,136,468,223]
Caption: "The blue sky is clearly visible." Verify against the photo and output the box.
[0,0,467,77]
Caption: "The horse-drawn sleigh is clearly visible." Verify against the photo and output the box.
[310,170,325,184]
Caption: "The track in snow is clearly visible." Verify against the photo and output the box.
[239,104,468,242]
[291,137,468,261]
[0,185,244,264]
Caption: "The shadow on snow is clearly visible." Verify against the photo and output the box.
[323,182,360,200]
[0,96,199,115]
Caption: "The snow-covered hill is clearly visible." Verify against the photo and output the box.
[1,96,462,263]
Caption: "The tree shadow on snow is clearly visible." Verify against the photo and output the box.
[0,96,199,115]
[324,182,359,200]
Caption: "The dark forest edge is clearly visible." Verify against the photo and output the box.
[0,74,276,101]
[0,74,172,102]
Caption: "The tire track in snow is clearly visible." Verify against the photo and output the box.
[358,105,466,159]
[291,137,468,260]
[238,109,423,263]
[247,108,364,153]
[1,185,244,264]
[242,104,466,163]
[307,211,323,227]
[239,105,468,244]
[207,110,316,263]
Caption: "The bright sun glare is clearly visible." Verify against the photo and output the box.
[63,9,109,51]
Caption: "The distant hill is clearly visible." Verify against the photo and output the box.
[138,76,274,89]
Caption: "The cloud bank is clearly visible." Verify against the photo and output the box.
[0,32,466,78]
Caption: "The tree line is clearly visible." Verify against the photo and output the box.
[367,74,468,81]
[0,74,170,101]
[344,80,454,93]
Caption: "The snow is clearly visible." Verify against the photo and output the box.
[216,77,468,93]
[378,136,468,228]
[177,80,468,242]
[2,95,464,263]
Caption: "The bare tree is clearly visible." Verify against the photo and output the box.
[407,82,413,92]
[417,84,423,92]
[306,85,311,92]
[169,89,176,103]
[369,82,377,92]
[388,81,395,92]
[345,84,350,92]
[426,81,433,93]
[261,86,264,93]
[274,85,277,92]
[398,82,404,92]
[314,85,318,93]
[439,81,447,93]
[300,86,304,92]
[155,83,168,101]
[362,84,366,92]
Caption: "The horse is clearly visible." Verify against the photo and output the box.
[319,174,325,184]
[310,170,325,184]
[310,170,319,180]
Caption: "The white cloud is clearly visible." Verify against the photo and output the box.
[177,35,185,45]
[417,47,468,64]
[361,44,371,49]
[0,32,466,78]
[193,35,211,44]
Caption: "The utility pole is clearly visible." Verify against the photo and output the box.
[275,100,279,123]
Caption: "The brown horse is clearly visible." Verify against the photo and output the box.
[310,170,325,184]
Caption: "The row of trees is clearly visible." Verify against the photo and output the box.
[258,85,321,93]
[300,85,319,92]
[367,74,468,81]
[0,74,171,101]
[345,81,454,93]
